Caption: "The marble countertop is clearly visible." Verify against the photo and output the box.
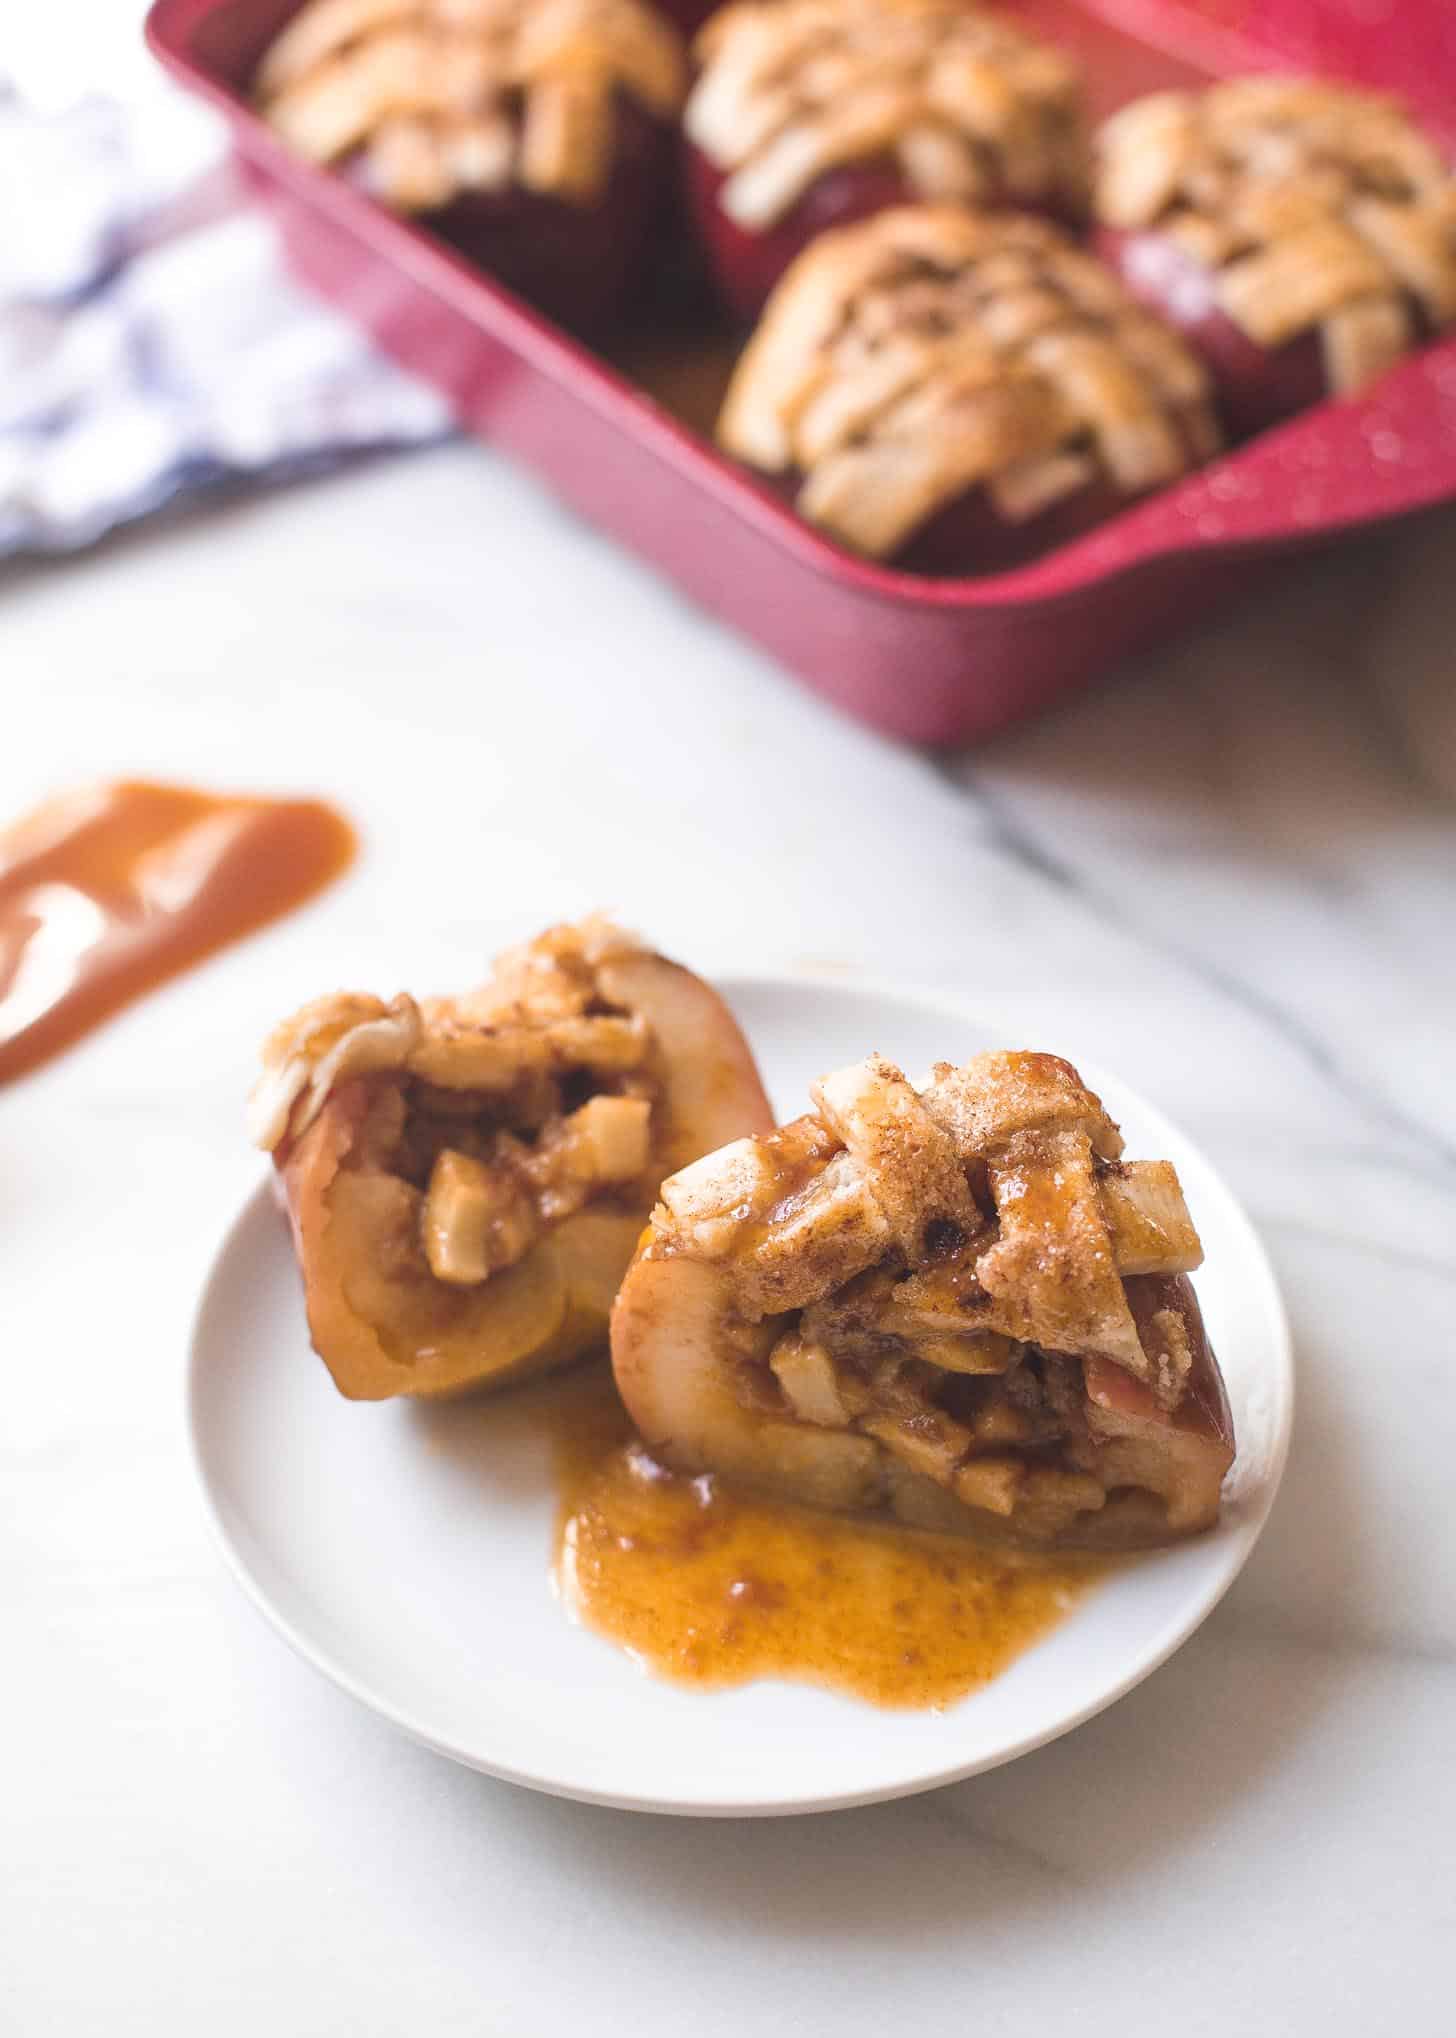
[5,443,1453,2035]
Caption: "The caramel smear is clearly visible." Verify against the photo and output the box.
[551,1367,1107,1709]
[0,780,355,1084]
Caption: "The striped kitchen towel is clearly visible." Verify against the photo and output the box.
[0,78,449,558]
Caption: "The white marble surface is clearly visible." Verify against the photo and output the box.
[5,442,1454,2035]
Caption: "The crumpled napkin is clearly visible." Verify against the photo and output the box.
[0,78,450,557]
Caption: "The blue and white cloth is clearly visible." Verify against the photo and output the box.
[0,70,450,557]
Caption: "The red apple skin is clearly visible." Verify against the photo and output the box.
[895,475,1124,576]
[690,144,1087,323]
[1095,224,1325,439]
[655,0,722,32]
[344,98,669,336]
[688,145,913,323]
[757,467,1126,575]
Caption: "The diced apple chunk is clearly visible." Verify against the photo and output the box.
[565,1093,652,1184]
[862,1409,972,1486]
[953,1456,1025,1516]
[422,1147,537,1285]
[916,1330,1017,1374]
[1021,1465,1106,1513]
[967,1397,1036,1447]
[1098,1159,1203,1274]
[769,1332,850,1428]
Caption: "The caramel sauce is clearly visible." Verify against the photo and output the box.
[549,1367,1106,1709]
[0,780,355,1084]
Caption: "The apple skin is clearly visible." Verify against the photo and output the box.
[275,953,775,1403]
[1095,224,1325,439]
[894,475,1125,577]
[343,98,670,336]
[687,145,913,323]
[611,1253,1235,1547]
[753,466,1126,576]
[689,142,1086,323]
[653,0,720,31]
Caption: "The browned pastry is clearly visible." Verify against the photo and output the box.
[717,205,1220,562]
[251,917,773,1400]
[612,1051,1236,1548]
[257,0,685,206]
[688,0,1086,227]
[685,0,1089,318]
[1094,77,1456,429]
[254,0,687,327]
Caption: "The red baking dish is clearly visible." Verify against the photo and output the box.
[146,0,1456,745]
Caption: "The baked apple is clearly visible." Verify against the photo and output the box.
[1094,78,1456,438]
[254,0,687,333]
[250,918,773,1400]
[685,0,1090,321]
[612,1050,1236,1548]
[716,206,1221,572]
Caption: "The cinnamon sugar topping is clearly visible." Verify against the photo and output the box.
[640,1050,1230,1544]
[718,206,1219,556]
[256,0,686,208]
[1095,78,1456,393]
[687,0,1088,230]
[250,914,653,1173]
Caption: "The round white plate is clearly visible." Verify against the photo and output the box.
[190,974,1292,1817]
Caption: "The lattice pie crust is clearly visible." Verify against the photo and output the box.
[718,205,1220,555]
[688,0,1088,230]
[614,1050,1236,1547]
[1095,77,1456,394]
[256,0,686,208]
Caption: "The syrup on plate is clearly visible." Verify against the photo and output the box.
[549,1365,1106,1709]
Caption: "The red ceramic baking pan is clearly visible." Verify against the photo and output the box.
[146,0,1456,745]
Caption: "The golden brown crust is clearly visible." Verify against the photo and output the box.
[687,0,1088,230]
[718,205,1219,556]
[254,918,774,1399]
[614,1050,1234,1547]
[256,0,686,208]
[654,1050,1183,1384]
[1095,77,1456,392]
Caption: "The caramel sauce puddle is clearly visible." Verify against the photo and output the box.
[548,1366,1107,1709]
[0,780,355,1084]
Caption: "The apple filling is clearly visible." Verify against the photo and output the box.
[252,918,772,1399]
[612,1051,1235,1547]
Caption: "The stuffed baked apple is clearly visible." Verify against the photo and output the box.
[613,1050,1235,1548]
[255,0,687,331]
[1094,78,1456,437]
[717,205,1221,572]
[685,0,1089,319]
[251,918,772,1400]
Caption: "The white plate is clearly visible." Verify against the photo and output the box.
[190,974,1292,1817]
